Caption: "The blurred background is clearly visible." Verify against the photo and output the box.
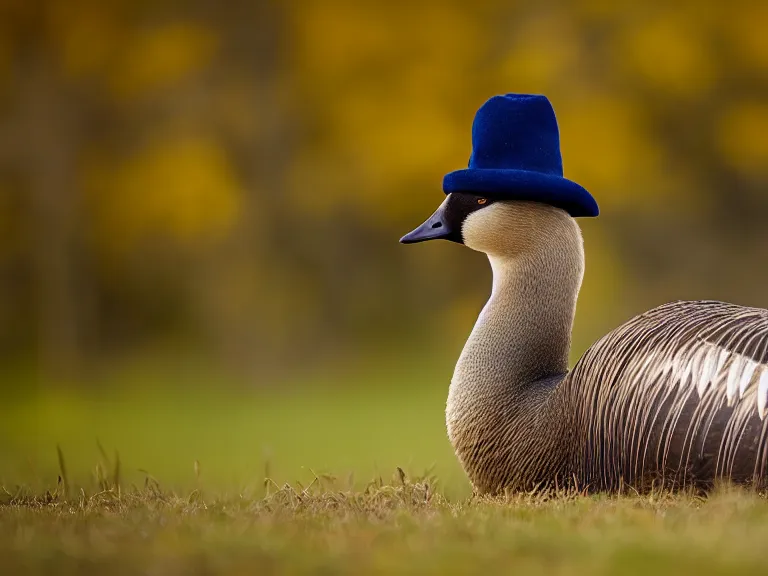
[2,0,768,496]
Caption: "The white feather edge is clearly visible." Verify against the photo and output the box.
[665,342,767,419]
[758,368,768,420]
[739,359,759,399]
[726,355,744,405]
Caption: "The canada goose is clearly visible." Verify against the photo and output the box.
[401,94,768,494]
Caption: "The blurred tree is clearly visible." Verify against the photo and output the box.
[1,0,768,385]
[0,0,228,378]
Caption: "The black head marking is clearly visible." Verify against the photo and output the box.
[441,193,496,243]
[400,193,496,245]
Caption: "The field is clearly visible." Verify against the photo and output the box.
[4,358,768,575]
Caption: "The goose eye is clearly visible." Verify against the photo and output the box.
[477,198,487,205]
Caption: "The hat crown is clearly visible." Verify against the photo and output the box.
[469,94,563,177]
[443,93,598,218]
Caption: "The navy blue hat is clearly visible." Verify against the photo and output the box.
[443,94,599,217]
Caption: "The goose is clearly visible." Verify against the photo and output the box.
[401,94,768,494]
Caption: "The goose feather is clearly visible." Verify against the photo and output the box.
[564,300,768,489]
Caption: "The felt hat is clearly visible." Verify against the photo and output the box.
[442,94,599,217]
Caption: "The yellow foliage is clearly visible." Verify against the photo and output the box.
[9,0,768,371]
[577,0,620,20]
[499,13,582,92]
[343,94,461,180]
[287,2,486,222]
[557,94,661,209]
[620,13,716,97]
[109,23,217,99]
[292,1,394,78]
[287,93,464,222]
[717,102,768,175]
[45,0,122,78]
[84,137,242,251]
[292,1,485,84]
[727,4,768,70]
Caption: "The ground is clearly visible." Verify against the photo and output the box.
[4,359,768,574]
[5,482,768,575]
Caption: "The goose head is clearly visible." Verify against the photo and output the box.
[400,193,580,260]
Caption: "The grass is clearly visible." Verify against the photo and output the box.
[5,359,768,574]
[0,355,468,497]
[5,479,768,575]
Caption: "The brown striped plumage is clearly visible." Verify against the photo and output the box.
[563,301,768,491]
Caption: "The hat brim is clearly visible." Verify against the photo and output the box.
[443,169,599,218]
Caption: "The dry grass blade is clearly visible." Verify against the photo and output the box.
[113,450,121,496]
[5,468,768,574]
[56,444,68,498]
[96,439,111,467]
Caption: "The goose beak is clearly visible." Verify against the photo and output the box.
[400,200,459,244]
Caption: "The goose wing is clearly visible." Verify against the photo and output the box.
[565,300,768,486]
[572,300,768,417]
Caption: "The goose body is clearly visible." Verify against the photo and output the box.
[403,197,768,494]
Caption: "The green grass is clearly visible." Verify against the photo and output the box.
[5,482,768,575]
[5,360,768,574]
[0,356,468,497]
